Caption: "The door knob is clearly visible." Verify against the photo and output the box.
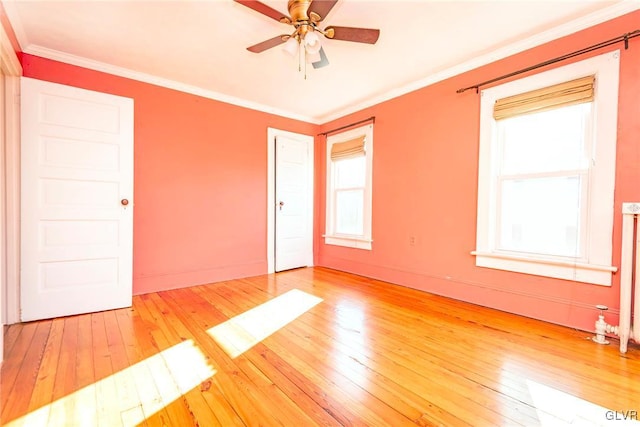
[121,199,129,206]
[278,201,284,210]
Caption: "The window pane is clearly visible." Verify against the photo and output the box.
[501,103,591,175]
[335,189,364,235]
[499,176,582,257]
[335,156,365,189]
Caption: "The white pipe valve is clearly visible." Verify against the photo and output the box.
[593,304,610,345]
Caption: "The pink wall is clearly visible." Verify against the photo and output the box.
[12,9,640,332]
[315,10,640,332]
[20,54,316,294]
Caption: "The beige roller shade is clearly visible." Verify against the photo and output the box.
[330,135,366,161]
[493,75,595,121]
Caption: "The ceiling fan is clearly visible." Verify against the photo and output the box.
[234,0,380,69]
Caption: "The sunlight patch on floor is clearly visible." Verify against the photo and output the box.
[333,300,369,377]
[208,289,323,358]
[5,339,216,427]
[527,379,640,426]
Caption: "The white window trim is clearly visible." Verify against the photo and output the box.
[324,124,373,250]
[474,50,620,286]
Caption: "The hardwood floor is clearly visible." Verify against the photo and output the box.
[2,267,639,426]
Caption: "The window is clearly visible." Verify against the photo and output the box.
[474,51,620,286]
[325,124,373,249]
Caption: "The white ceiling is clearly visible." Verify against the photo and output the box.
[4,0,638,123]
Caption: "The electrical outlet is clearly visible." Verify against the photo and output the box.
[409,236,416,246]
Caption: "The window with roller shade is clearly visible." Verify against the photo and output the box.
[325,124,373,250]
[473,51,620,286]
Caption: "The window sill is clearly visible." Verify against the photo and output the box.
[324,235,372,250]
[471,250,617,286]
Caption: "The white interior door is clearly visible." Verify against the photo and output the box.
[275,134,313,272]
[21,77,134,322]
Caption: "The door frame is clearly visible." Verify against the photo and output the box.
[1,20,22,366]
[267,128,314,274]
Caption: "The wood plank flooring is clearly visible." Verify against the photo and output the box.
[2,267,639,426]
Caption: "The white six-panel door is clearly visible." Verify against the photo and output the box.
[275,134,313,272]
[20,77,134,321]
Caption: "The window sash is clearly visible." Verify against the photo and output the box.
[494,171,590,260]
[497,103,592,176]
[334,156,366,189]
[328,161,368,237]
[493,100,593,260]
[333,188,365,236]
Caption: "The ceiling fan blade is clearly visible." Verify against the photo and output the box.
[326,26,380,44]
[247,35,287,53]
[309,0,339,21]
[312,47,330,69]
[234,0,287,22]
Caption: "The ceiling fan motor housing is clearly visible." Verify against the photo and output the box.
[288,0,313,22]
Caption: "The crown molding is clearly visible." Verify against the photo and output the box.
[7,0,318,122]
[9,1,640,125]
[21,44,320,124]
[315,1,640,123]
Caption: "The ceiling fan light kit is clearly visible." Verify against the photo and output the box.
[304,31,322,54]
[282,36,299,56]
[236,0,380,74]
